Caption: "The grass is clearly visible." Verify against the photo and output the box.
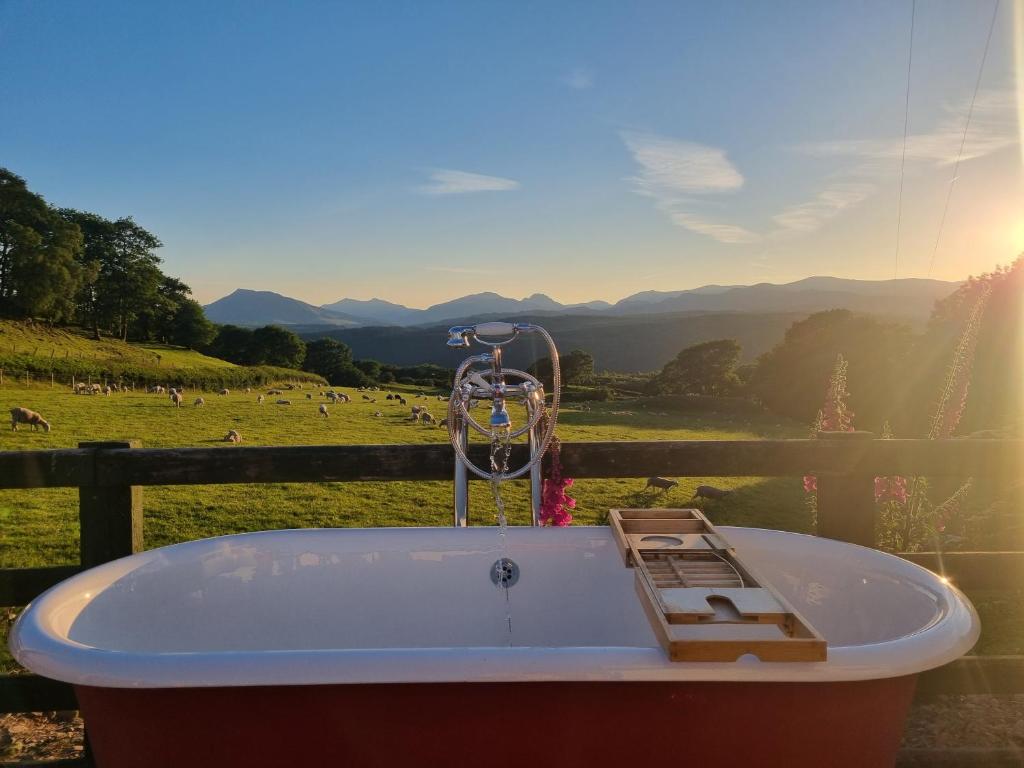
[0,381,810,570]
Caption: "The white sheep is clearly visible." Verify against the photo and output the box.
[374,410,383,417]
[319,403,329,418]
[170,392,184,407]
[421,412,436,425]
[245,387,252,394]
[276,399,292,405]
[257,394,265,404]
[224,429,241,443]
[219,388,230,396]
[194,397,205,407]
[103,386,112,396]
[10,407,50,432]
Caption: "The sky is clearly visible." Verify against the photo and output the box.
[1,0,1022,308]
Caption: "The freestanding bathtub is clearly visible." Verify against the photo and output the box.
[11,526,977,768]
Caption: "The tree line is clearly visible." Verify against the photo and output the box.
[0,168,216,347]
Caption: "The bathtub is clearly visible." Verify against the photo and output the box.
[11,526,977,768]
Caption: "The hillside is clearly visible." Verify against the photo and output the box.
[299,311,818,372]
[0,321,322,387]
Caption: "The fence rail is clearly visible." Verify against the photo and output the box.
[1,436,1021,767]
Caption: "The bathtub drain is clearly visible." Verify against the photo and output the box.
[491,558,520,589]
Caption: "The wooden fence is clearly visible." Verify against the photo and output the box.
[2,435,1022,767]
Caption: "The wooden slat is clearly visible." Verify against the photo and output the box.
[916,655,1024,697]
[4,439,1023,489]
[900,552,1024,591]
[0,566,82,607]
[0,449,92,489]
[78,441,143,568]
[0,674,78,713]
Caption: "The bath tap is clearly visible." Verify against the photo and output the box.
[445,321,561,526]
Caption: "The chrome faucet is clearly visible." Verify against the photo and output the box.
[444,322,562,527]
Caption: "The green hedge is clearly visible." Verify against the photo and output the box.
[0,354,325,389]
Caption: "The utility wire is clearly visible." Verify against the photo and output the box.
[927,0,1001,277]
[893,0,916,279]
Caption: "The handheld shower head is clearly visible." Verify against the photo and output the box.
[446,326,474,348]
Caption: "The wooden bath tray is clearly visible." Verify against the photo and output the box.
[610,508,827,663]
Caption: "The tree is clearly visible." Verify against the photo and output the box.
[206,325,256,364]
[653,339,741,395]
[354,359,382,381]
[251,325,306,368]
[303,338,354,381]
[0,169,85,321]
[747,310,914,430]
[170,299,216,349]
[529,349,594,387]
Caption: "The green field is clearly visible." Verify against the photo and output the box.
[0,381,810,570]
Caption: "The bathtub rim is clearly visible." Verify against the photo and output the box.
[9,526,980,688]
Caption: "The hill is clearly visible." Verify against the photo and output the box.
[204,289,364,327]
[0,320,323,388]
[209,276,959,328]
[298,311,818,372]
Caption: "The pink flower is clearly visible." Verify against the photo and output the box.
[803,475,817,494]
[874,475,909,504]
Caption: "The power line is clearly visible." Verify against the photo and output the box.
[893,0,916,279]
[927,0,1001,277]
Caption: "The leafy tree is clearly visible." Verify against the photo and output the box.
[354,359,382,381]
[528,349,594,387]
[332,363,373,388]
[206,325,257,364]
[747,310,914,430]
[251,325,306,368]
[653,339,741,395]
[170,298,216,349]
[0,169,85,321]
[303,338,354,381]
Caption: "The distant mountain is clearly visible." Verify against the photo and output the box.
[204,289,364,327]
[206,276,960,329]
[320,297,420,326]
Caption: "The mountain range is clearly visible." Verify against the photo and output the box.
[203,277,959,329]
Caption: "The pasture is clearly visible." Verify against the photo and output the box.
[0,381,810,571]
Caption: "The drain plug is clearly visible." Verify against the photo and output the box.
[491,557,519,588]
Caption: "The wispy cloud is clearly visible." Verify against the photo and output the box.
[670,213,760,243]
[417,169,520,196]
[772,182,875,234]
[561,68,594,90]
[799,89,1017,167]
[623,132,744,194]
[622,132,752,243]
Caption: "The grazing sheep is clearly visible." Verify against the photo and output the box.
[362,394,372,401]
[276,399,292,405]
[306,393,313,400]
[439,418,448,428]
[645,477,679,492]
[268,389,283,396]
[326,393,339,403]
[245,387,252,394]
[411,405,423,415]
[398,397,407,406]
[408,412,420,422]
[338,393,350,403]
[421,412,436,425]
[224,429,241,443]
[368,397,376,403]
[386,394,394,400]
[103,386,112,396]
[170,392,184,407]
[10,407,50,432]
[219,388,230,396]
[194,397,205,407]
[149,385,165,394]
[693,485,732,500]
[318,404,329,418]
[257,395,265,404]
[374,410,383,417]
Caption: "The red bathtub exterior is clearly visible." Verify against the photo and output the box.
[77,675,917,768]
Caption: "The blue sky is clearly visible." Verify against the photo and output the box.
[1,0,1021,307]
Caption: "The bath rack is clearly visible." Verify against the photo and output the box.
[610,508,827,662]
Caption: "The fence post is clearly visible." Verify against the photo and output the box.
[78,440,143,568]
[815,431,876,547]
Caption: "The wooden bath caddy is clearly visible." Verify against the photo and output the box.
[609,508,827,663]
